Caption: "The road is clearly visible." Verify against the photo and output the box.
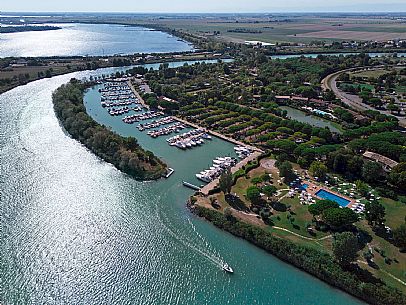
[321,68,406,128]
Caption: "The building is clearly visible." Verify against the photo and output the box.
[10,59,28,68]
[362,151,399,172]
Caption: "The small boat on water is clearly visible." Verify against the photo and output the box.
[222,263,234,273]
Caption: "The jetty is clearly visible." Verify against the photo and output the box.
[165,168,175,178]
[173,117,262,153]
[182,181,201,191]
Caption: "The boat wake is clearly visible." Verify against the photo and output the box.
[153,192,224,269]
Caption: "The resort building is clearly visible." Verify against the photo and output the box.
[362,151,399,172]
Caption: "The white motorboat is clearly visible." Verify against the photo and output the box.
[222,263,234,273]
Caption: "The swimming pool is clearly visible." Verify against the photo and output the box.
[315,189,350,207]
[300,183,308,190]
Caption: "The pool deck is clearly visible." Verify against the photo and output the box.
[303,181,356,208]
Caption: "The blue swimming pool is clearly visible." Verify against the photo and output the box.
[300,183,309,190]
[315,189,350,207]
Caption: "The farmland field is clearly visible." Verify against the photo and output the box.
[293,30,406,41]
[141,16,406,43]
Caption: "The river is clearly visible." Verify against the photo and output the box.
[0,62,364,304]
[0,23,193,57]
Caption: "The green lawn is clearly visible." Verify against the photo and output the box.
[350,69,392,79]
[341,82,375,91]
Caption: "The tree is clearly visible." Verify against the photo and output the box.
[362,161,383,183]
[260,173,271,182]
[251,177,263,185]
[393,223,406,250]
[246,186,261,204]
[322,207,358,228]
[308,200,339,217]
[365,201,386,227]
[278,161,295,181]
[332,232,359,266]
[355,180,369,197]
[389,162,406,192]
[223,207,234,221]
[219,168,233,195]
[309,161,328,179]
[262,185,277,198]
[146,96,159,109]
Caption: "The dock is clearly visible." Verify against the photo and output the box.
[165,168,175,178]
[182,181,201,191]
[173,117,262,153]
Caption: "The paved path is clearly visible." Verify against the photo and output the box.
[128,80,150,110]
[272,226,332,241]
[321,67,406,128]
[357,260,406,287]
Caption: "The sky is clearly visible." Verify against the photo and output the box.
[1,0,406,13]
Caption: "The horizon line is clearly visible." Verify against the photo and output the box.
[2,11,406,14]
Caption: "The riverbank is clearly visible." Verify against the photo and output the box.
[2,67,368,304]
[191,205,406,305]
[0,25,62,33]
[52,79,167,180]
[0,52,228,95]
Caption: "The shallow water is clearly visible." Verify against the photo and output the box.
[0,63,364,304]
[280,106,342,134]
[0,23,193,57]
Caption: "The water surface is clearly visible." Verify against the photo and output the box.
[280,106,342,134]
[1,63,363,305]
[0,23,193,57]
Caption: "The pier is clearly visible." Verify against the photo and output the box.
[165,168,175,178]
[173,117,263,153]
[182,181,201,191]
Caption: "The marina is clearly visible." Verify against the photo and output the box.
[147,122,187,138]
[166,129,211,149]
[137,117,176,131]
[0,61,365,305]
[122,111,164,124]
[98,79,144,117]
[196,156,238,183]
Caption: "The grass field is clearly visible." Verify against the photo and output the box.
[211,158,406,292]
[139,16,406,44]
[351,69,393,79]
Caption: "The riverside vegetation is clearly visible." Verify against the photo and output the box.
[52,35,406,304]
[133,52,406,304]
[52,79,166,180]
[194,206,406,305]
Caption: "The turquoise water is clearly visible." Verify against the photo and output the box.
[0,23,193,57]
[0,62,364,304]
[280,106,342,134]
[315,190,351,207]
